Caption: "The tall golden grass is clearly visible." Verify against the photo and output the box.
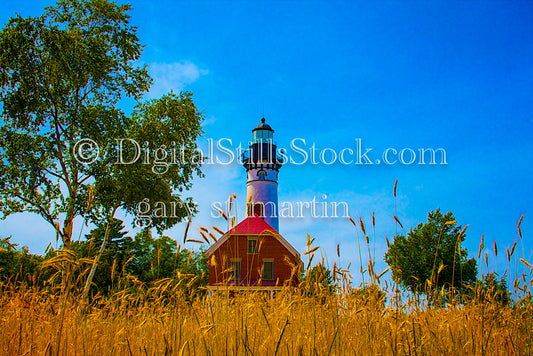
[1,188,532,355]
[2,219,532,356]
[1,276,531,355]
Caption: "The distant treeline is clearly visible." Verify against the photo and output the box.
[0,219,208,298]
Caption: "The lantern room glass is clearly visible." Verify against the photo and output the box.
[253,129,273,144]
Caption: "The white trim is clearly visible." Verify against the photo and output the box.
[205,230,300,258]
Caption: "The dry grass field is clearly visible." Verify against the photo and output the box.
[1,268,531,355]
[1,200,531,355]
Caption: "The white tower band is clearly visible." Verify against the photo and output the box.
[242,118,283,231]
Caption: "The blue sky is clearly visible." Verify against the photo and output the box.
[1,0,532,286]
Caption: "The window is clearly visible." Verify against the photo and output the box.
[230,260,241,281]
[253,130,273,144]
[257,170,266,180]
[248,238,258,254]
[253,203,264,218]
[263,261,273,280]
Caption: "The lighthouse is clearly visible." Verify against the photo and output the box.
[242,118,283,231]
[206,117,300,292]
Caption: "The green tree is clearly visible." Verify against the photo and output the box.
[384,209,477,295]
[126,228,156,282]
[69,226,209,297]
[126,229,208,286]
[130,229,178,281]
[71,218,129,294]
[469,272,510,306]
[176,247,209,293]
[0,0,204,296]
[349,284,387,309]
[0,0,203,250]
[0,236,43,284]
[302,263,334,296]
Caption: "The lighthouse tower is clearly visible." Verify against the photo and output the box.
[242,118,283,231]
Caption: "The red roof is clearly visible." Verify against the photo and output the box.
[205,215,299,257]
[225,215,278,235]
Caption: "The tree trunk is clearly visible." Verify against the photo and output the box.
[82,207,118,301]
[62,217,74,248]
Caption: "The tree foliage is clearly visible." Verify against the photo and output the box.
[75,225,208,296]
[384,209,478,295]
[349,284,387,308]
[468,272,510,306]
[1,230,208,297]
[70,218,129,292]
[302,263,334,297]
[0,236,44,283]
[0,0,204,252]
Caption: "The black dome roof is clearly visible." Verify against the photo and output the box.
[252,117,274,132]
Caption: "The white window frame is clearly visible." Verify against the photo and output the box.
[262,259,274,280]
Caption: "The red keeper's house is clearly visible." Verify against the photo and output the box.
[205,215,300,292]
[206,118,301,293]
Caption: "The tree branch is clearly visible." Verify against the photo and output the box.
[42,167,66,182]
[12,192,63,241]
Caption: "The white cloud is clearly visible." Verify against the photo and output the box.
[147,61,208,98]
[203,115,217,127]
